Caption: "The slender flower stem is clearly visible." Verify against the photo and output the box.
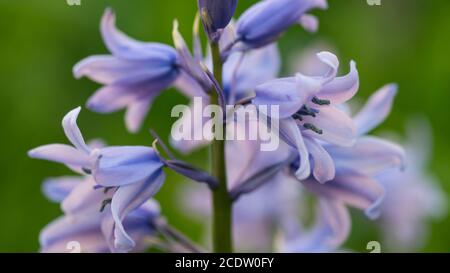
[210,42,233,253]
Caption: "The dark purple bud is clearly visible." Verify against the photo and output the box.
[198,0,238,41]
[198,0,237,30]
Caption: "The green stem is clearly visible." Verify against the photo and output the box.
[210,42,233,253]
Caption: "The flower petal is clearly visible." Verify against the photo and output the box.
[173,71,207,98]
[282,198,349,253]
[302,106,356,146]
[93,146,163,187]
[316,51,339,84]
[304,137,335,183]
[62,107,90,153]
[86,71,171,114]
[42,176,83,203]
[327,136,405,176]
[223,44,281,99]
[319,61,359,104]
[353,83,398,135]
[302,169,385,219]
[124,96,153,133]
[100,8,177,61]
[254,77,305,118]
[279,118,310,180]
[109,171,165,252]
[74,55,146,85]
[39,212,104,252]
[61,178,109,215]
[298,14,319,33]
[28,144,92,168]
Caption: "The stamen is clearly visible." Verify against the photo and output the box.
[297,105,317,117]
[303,123,323,135]
[82,167,92,175]
[292,113,303,121]
[312,96,331,106]
[100,198,112,212]
[103,187,115,194]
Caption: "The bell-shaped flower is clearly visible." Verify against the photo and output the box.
[73,8,181,133]
[39,166,162,253]
[40,197,161,253]
[376,118,447,251]
[235,0,328,49]
[294,84,404,217]
[278,197,350,253]
[254,51,359,181]
[278,84,406,252]
[28,107,167,252]
[198,0,238,42]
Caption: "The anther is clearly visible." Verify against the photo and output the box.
[303,123,323,135]
[297,105,317,117]
[292,113,303,121]
[82,167,92,175]
[103,187,115,194]
[312,96,331,106]
[100,198,112,212]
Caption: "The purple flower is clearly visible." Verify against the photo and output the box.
[28,107,166,252]
[74,9,181,133]
[254,51,359,182]
[235,0,328,49]
[279,197,351,253]
[376,118,447,251]
[40,186,161,253]
[198,0,238,42]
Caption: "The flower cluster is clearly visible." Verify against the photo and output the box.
[29,0,445,253]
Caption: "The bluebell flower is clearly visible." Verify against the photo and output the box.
[40,189,161,253]
[254,51,359,181]
[198,0,238,42]
[279,84,405,252]
[28,107,166,252]
[278,197,351,253]
[74,9,181,133]
[376,118,447,251]
[235,0,328,49]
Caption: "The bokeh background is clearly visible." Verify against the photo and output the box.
[1,0,449,252]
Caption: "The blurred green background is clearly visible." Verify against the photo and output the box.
[0,0,449,252]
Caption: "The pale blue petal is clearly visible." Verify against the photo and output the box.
[353,84,398,135]
[304,137,335,183]
[61,178,109,215]
[110,171,165,252]
[28,144,92,168]
[279,118,310,180]
[319,61,359,104]
[93,146,163,187]
[101,8,177,61]
[302,169,385,219]
[302,106,356,146]
[125,96,153,133]
[62,107,91,153]
[42,176,83,203]
[223,44,281,99]
[327,136,405,176]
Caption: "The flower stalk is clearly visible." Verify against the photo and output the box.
[210,42,233,253]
